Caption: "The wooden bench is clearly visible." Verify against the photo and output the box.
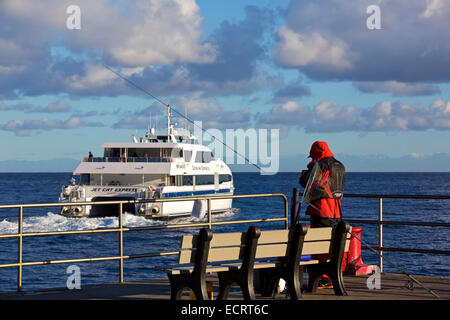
[156,221,351,300]
[155,226,261,300]
[254,220,352,299]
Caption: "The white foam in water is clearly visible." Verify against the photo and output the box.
[168,208,238,225]
[0,212,163,234]
[0,209,238,234]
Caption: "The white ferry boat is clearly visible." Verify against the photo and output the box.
[59,107,234,219]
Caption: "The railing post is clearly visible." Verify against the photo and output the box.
[378,197,383,273]
[207,198,212,229]
[18,206,23,292]
[290,188,299,228]
[118,202,124,283]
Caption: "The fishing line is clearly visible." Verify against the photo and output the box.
[298,200,440,299]
[102,64,263,172]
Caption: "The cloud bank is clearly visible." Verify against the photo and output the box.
[275,0,450,84]
[257,99,450,133]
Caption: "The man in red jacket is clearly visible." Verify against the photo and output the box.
[299,141,346,288]
[299,141,345,227]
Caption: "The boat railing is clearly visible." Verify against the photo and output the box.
[290,189,450,273]
[0,193,289,293]
[85,157,172,163]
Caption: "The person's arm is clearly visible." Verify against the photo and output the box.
[299,170,310,188]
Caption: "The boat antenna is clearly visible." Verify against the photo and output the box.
[167,104,171,136]
[149,112,152,133]
[102,64,263,172]
[185,105,188,134]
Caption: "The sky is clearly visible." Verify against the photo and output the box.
[0,0,449,172]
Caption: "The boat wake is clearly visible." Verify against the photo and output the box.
[0,209,239,235]
[168,207,239,225]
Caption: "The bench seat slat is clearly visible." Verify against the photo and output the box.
[179,245,244,264]
[301,241,332,255]
[257,227,333,246]
[256,243,288,259]
[304,227,333,241]
[210,232,246,247]
[257,230,289,244]
[180,232,246,249]
[208,246,242,262]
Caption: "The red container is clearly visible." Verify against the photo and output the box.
[344,227,376,275]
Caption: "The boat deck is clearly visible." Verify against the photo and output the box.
[1,273,449,300]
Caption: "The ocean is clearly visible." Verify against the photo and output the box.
[0,172,449,294]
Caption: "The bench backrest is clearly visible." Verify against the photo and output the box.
[177,222,351,265]
[255,224,352,259]
[179,227,260,264]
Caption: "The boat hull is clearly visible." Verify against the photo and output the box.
[150,197,233,219]
[60,193,234,219]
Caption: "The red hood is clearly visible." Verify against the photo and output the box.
[307,141,334,168]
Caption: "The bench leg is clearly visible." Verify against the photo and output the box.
[329,268,347,296]
[241,275,256,300]
[305,265,347,296]
[217,270,256,300]
[168,273,209,300]
[305,266,320,293]
[168,274,185,300]
[217,272,232,300]
[285,268,303,300]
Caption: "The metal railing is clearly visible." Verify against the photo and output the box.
[345,193,450,273]
[292,189,450,273]
[0,193,288,292]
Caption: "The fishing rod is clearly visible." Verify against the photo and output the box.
[298,198,441,299]
[102,64,263,172]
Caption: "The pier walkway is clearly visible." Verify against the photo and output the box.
[1,273,449,300]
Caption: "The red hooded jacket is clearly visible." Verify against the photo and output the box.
[300,141,342,219]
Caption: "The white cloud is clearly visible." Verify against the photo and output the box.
[0,0,215,67]
[274,0,450,82]
[113,95,252,130]
[308,101,360,132]
[68,64,118,91]
[177,93,222,117]
[421,0,448,18]
[353,81,441,96]
[1,116,104,136]
[410,152,424,159]
[275,26,354,71]
[256,99,450,134]
[0,99,71,113]
[29,99,71,113]
[0,2,278,99]
[107,0,216,66]
[257,101,311,126]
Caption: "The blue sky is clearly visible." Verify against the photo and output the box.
[0,0,449,172]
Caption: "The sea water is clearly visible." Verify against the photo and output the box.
[0,172,449,293]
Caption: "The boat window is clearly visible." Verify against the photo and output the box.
[184,150,192,162]
[170,148,182,158]
[195,175,215,185]
[202,151,212,163]
[195,151,212,163]
[157,136,168,143]
[219,174,232,184]
[104,148,120,157]
[80,174,90,185]
[182,175,193,186]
